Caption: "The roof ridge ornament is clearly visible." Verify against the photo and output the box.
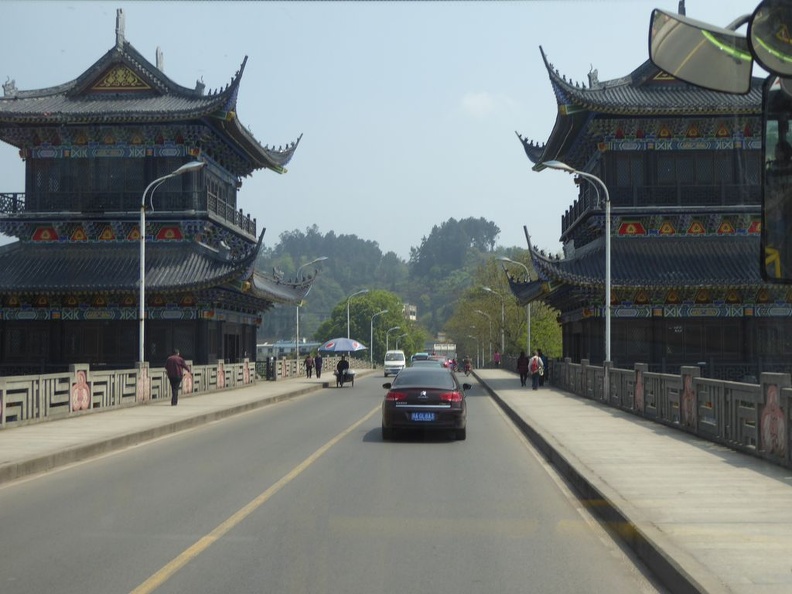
[3,77,17,98]
[115,8,125,49]
[588,66,600,89]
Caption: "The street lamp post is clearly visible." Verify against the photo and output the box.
[474,309,492,363]
[467,335,480,369]
[385,326,401,352]
[395,333,408,350]
[370,309,388,368]
[295,304,300,361]
[482,286,505,355]
[541,160,611,363]
[498,257,532,356]
[295,257,328,361]
[139,161,205,365]
[346,289,369,338]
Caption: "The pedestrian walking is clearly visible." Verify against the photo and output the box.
[165,349,191,406]
[314,353,323,379]
[304,354,314,378]
[516,350,530,387]
[538,349,548,386]
[493,349,501,368]
[529,351,544,390]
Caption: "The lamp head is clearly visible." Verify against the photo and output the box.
[174,161,206,175]
[541,160,577,174]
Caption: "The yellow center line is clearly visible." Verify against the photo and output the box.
[130,404,380,594]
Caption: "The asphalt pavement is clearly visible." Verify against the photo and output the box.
[2,367,791,594]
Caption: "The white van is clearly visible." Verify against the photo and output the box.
[383,350,406,377]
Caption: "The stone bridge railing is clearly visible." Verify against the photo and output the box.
[0,359,259,428]
[0,356,372,428]
[550,358,791,469]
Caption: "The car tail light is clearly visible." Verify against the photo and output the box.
[440,391,463,402]
[386,391,408,401]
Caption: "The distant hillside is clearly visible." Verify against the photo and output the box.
[257,218,510,342]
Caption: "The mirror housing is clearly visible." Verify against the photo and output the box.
[749,0,792,78]
[648,8,753,94]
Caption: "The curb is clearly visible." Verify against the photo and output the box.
[0,383,324,486]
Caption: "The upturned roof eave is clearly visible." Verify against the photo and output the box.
[211,116,302,174]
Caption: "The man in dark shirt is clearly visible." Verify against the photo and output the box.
[336,355,350,385]
[165,349,191,406]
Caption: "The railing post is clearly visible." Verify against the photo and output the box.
[135,361,150,403]
[603,360,612,404]
[634,363,648,414]
[680,366,701,431]
[758,372,790,463]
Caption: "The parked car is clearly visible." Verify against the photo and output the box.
[381,367,470,441]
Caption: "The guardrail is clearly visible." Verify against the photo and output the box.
[0,359,257,428]
[255,355,369,381]
[0,356,373,428]
[550,358,791,469]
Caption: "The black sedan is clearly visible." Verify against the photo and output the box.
[381,367,470,441]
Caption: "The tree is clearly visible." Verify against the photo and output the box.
[443,255,561,363]
[409,217,501,279]
[314,290,423,364]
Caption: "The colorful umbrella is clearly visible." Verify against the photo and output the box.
[318,337,368,353]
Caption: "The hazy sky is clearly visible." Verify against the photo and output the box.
[0,0,760,260]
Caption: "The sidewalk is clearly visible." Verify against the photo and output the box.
[475,368,792,594]
[0,374,336,485]
[2,368,790,593]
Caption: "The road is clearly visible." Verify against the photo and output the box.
[0,374,665,594]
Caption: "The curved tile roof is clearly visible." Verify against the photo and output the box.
[0,37,300,176]
[533,234,762,289]
[507,234,767,310]
[544,53,762,117]
[518,46,763,169]
[0,240,250,294]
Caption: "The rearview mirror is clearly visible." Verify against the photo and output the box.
[749,0,792,78]
[649,8,753,94]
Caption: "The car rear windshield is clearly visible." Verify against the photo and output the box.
[390,369,456,389]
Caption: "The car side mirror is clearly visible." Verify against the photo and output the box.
[463,383,472,391]
[382,382,392,389]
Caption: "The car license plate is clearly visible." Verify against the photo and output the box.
[411,412,435,422]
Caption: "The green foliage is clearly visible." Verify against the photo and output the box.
[443,255,561,362]
[254,221,561,367]
[314,290,422,363]
[257,226,408,341]
[409,217,500,279]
